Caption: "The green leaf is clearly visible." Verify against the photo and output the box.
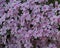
[6,0,10,4]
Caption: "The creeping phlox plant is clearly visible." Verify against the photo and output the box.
[0,0,60,48]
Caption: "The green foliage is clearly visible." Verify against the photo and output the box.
[46,0,60,5]
[58,0,60,3]
[6,0,10,4]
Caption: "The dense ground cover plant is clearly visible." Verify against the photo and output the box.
[0,0,60,48]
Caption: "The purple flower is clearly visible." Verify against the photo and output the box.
[0,0,60,48]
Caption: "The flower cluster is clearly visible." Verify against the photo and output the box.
[0,0,60,48]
